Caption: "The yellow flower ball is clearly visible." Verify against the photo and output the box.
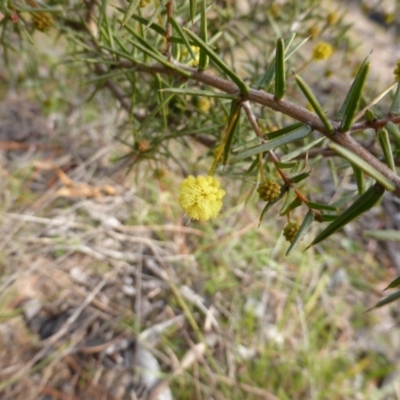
[178,175,225,221]
[312,42,333,60]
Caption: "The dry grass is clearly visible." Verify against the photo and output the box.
[0,92,399,400]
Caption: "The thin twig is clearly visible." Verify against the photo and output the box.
[109,59,400,196]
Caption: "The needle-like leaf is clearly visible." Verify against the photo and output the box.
[274,38,286,100]
[309,183,385,247]
[328,143,396,191]
[338,56,370,132]
[294,73,334,134]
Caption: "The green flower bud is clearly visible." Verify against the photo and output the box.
[257,179,281,202]
[283,222,300,243]
[32,11,53,32]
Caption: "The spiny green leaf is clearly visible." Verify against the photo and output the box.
[290,171,311,184]
[328,143,396,192]
[254,34,308,89]
[309,183,385,247]
[286,211,314,255]
[294,73,334,134]
[183,28,249,95]
[280,137,325,162]
[222,101,242,165]
[390,82,400,115]
[338,56,370,131]
[384,275,400,290]
[351,163,365,195]
[274,38,286,100]
[370,289,400,309]
[230,124,312,162]
[190,0,197,21]
[198,0,208,71]
[307,202,338,212]
[386,122,400,146]
[364,230,400,241]
[275,161,298,168]
[265,122,304,140]
[320,214,338,222]
[378,128,396,172]
[121,0,141,28]
[170,17,198,62]
[144,0,168,31]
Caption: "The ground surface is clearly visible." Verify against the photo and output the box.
[1,1,400,399]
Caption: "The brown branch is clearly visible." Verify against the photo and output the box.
[106,59,400,196]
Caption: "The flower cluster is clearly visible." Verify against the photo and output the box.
[32,11,53,32]
[179,175,225,221]
[312,42,333,60]
[257,179,281,202]
[283,222,300,243]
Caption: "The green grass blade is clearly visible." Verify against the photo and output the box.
[370,289,400,309]
[328,143,396,191]
[274,38,286,100]
[183,28,249,95]
[230,124,312,162]
[286,211,314,255]
[198,0,208,71]
[390,82,400,115]
[294,73,334,134]
[338,56,370,131]
[309,183,385,247]
[377,128,396,172]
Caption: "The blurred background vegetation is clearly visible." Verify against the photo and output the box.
[0,0,400,399]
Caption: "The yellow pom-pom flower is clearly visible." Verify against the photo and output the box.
[312,42,333,60]
[179,175,225,221]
